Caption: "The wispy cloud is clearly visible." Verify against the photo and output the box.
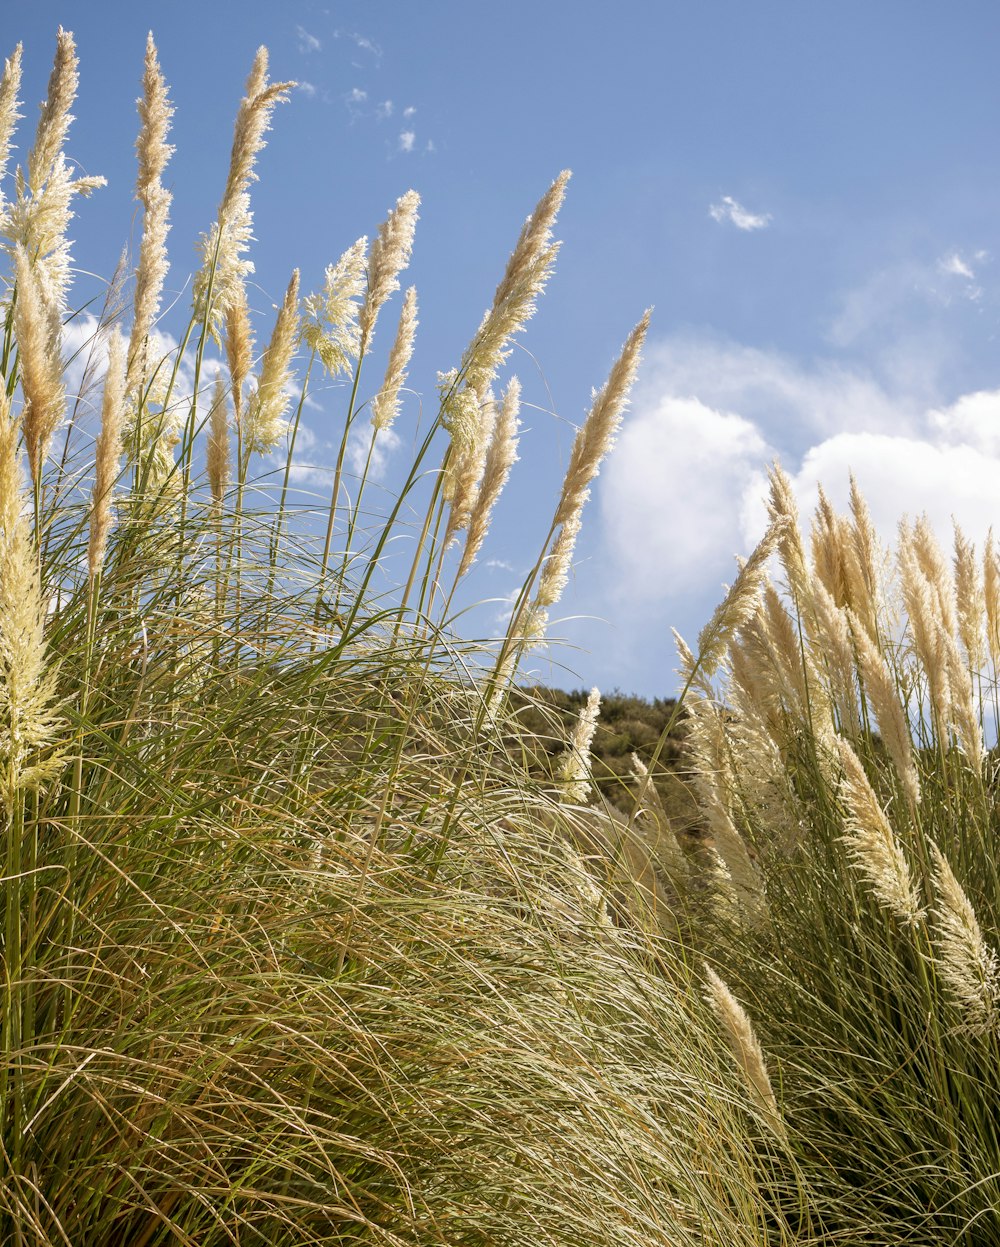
[398,130,416,153]
[939,251,975,280]
[298,81,317,99]
[376,99,393,120]
[333,29,383,61]
[295,25,321,53]
[708,195,772,231]
[403,106,416,119]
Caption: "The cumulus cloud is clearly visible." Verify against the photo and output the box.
[376,100,393,119]
[601,395,769,601]
[398,130,416,153]
[587,331,1000,688]
[347,87,367,105]
[708,195,772,231]
[296,25,321,53]
[403,105,416,119]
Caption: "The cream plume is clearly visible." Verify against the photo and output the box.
[953,523,985,674]
[534,311,650,614]
[930,845,1000,1035]
[207,372,230,508]
[850,611,920,812]
[13,244,64,485]
[301,237,367,378]
[27,27,77,192]
[557,687,601,805]
[194,47,294,330]
[458,378,520,579]
[242,270,299,467]
[0,42,23,199]
[704,967,784,1138]
[837,737,923,924]
[371,285,417,432]
[87,335,126,579]
[358,190,419,346]
[696,519,786,679]
[0,397,64,798]
[126,33,173,402]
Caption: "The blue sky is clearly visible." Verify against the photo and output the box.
[10,2,1000,695]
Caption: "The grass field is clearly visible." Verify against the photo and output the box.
[1,31,998,1245]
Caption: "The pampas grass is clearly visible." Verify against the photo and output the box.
[0,31,808,1247]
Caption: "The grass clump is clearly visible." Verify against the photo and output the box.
[677,466,1000,1243]
[0,30,804,1247]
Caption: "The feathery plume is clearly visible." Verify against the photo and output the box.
[986,530,1000,671]
[850,611,920,811]
[0,398,64,799]
[5,30,104,317]
[443,390,495,551]
[807,579,861,735]
[301,236,367,378]
[358,190,419,346]
[847,475,881,629]
[126,33,173,402]
[630,752,689,879]
[0,43,23,198]
[953,522,985,674]
[696,518,786,678]
[943,627,985,770]
[767,464,811,607]
[557,687,601,805]
[194,47,294,331]
[371,284,417,432]
[533,311,650,614]
[898,520,952,734]
[242,270,299,467]
[704,967,785,1138]
[930,845,1000,1035]
[912,514,958,640]
[27,27,77,192]
[453,171,569,408]
[87,335,126,579]
[13,244,64,485]
[458,377,520,578]
[224,281,254,429]
[207,372,230,508]
[836,736,923,924]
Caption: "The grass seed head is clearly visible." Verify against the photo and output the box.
[0,42,23,196]
[87,334,126,579]
[931,845,1000,1035]
[371,284,418,432]
[836,736,923,925]
[358,189,419,345]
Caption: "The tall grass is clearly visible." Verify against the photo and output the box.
[0,31,805,1247]
[675,466,1000,1243]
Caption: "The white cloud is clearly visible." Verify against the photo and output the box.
[376,99,393,119]
[334,29,383,60]
[590,332,1000,684]
[938,251,975,280]
[296,25,321,53]
[347,87,367,105]
[403,106,416,119]
[601,395,769,601]
[298,81,317,99]
[708,195,772,231]
[398,130,416,153]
